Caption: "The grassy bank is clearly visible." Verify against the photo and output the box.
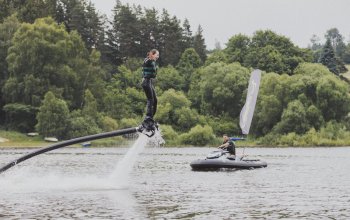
[0,130,134,148]
[1,129,350,149]
[0,130,48,148]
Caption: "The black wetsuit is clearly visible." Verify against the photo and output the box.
[141,58,157,118]
[223,140,236,155]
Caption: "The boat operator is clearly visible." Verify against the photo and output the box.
[141,49,159,129]
[218,134,236,155]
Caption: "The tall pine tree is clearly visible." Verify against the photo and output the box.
[193,25,207,63]
[320,39,339,74]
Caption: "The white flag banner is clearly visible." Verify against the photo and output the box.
[239,69,261,135]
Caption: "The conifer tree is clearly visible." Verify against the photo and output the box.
[320,39,340,74]
[193,25,207,63]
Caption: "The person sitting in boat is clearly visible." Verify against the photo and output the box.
[218,134,236,156]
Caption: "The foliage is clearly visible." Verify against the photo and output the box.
[316,75,350,121]
[1,1,350,146]
[36,91,70,138]
[156,66,185,91]
[273,100,309,134]
[320,39,341,74]
[225,30,313,74]
[207,116,240,136]
[119,118,139,128]
[195,62,250,117]
[0,15,20,123]
[176,48,202,91]
[205,50,229,66]
[179,125,215,146]
[156,89,198,131]
[159,124,178,141]
[101,116,119,131]
[258,121,350,147]
[4,17,97,109]
[192,25,207,63]
[106,2,201,67]
[67,112,101,139]
[224,34,250,63]
[3,103,37,132]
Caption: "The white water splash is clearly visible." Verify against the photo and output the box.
[0,130,164,193]
[108,130,165,187]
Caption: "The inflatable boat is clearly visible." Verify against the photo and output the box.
[190,150,267,170]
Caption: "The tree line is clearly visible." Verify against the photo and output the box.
[0,0,350,146]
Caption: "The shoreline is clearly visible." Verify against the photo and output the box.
[1,130,350,149]
[1,142,350,149]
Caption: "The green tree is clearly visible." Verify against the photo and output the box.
[253,73,290,135]
[319,39,341,74]
[243,30,312,74]
[193,25,207,63]
[157,66,185,91]
[196,63,250,117]
[158,9,184,66]
[204,50,228,66]
[0,0,56,23]
[67,110,101,139]
[114,65,140,91]
[273,100,309,134]
[179,125,215,146]
[4,17,96,108]
[82,89,99,120]
[254,94,283,135]
[173,107,200,131]
[225,34,250,63]
[36,91,70,138]
[111,1,141,59]
[325,28,347,60]
[181,19,193,49]
[0,15,20,124]
[156,89,193,130]
[309,34,323,62]
[306,105,324,130]
[176,48,202,91]
[343,44,350,64]
[0,0,11,22]
[158,89,191,109]
[3,103,37,132]
[103,90,131,120]
[139,8,161,54]
[316,75,350,121]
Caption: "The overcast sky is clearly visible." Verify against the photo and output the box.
[90,0,350,49]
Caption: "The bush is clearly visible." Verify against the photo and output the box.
[101,116,119,131]
[67,116,101,139]
[256,133,281,146]
[279,132,300,146]
[159,125,178,141]
[179,125,215,146]
[36,92,70,138]
[119,118,139,128]
[207,116,240,136]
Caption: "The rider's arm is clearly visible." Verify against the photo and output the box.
[218,142,229,149]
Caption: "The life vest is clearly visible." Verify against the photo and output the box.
[142,58,157,78]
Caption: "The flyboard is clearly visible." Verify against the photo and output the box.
[190,69,267,170]
[0,119,158,174]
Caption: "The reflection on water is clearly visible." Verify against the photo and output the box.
[0,146,349,219]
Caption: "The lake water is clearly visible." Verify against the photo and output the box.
[0,144,349,219]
